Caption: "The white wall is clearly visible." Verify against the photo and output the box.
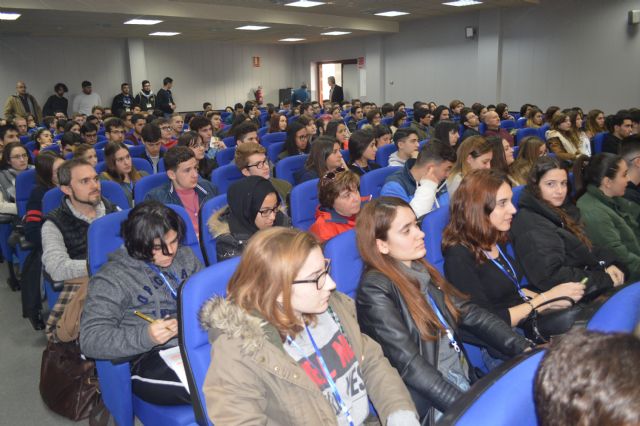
[294,0,640,112]
[142,39,294,111]
[0,36,129,114]
[0,36,294,114]
[500,0,640,111]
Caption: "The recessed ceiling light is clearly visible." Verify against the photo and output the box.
[124,19,163,25]
[279,38,306,42]
[374,11,410,17]
[236,25,270,31]
[442,0,483,6]
[321,31,351,36]
[149,32,180,36]
[0,12,21,20]
[285,1,325,7]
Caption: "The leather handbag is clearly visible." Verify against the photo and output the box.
[522,296,581,343]
[39,340,104,422]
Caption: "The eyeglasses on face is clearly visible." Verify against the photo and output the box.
[246,159,269,170]
[292,258,331,290]
[10,153,29,160]
[257,205,280,218]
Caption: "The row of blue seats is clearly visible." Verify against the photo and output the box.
[85,204,640,426]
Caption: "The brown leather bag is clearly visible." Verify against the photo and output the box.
[39,340,106,422]
[56,276,90,342]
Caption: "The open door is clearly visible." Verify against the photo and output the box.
[316,59,357,102]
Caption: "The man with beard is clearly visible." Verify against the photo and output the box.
[134,80,156,112]
[41,159,119,341]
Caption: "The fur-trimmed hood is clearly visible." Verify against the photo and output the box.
[207,206,231,238]
[200,296,275,356]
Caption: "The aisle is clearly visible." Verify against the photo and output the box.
[0,265,81,426]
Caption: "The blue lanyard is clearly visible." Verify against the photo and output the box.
[147,263,178,299]
[287,326,355,426]
[484,246,528,301]
[426,293,461,353]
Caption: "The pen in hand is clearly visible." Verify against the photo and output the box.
[134,310,174,332]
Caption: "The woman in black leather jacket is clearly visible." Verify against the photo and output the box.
[510,156,625,294]
[355,197,533,425]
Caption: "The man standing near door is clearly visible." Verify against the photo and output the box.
[328,76,344,104]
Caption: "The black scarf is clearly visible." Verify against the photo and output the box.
[227,176,279,237]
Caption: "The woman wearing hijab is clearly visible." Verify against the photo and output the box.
[207,176,290,261]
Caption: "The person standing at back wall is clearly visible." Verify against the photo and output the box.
[156,77,176,118]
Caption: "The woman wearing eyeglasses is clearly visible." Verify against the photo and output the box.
[207,176,290,262]
[0,142,34,215]
[202,227,420,426]
[177,131,217,180]
[99,142,147,207]
[310,169,369,242]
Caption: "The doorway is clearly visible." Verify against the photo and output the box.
[316,59,357,102]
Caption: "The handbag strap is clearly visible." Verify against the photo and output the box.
[526,296,576,343]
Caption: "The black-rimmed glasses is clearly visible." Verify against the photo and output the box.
[292,259,331,290]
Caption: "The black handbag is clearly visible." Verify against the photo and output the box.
[522,296,581,343]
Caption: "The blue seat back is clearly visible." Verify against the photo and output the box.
[158,158,166,173]
[592,132,607,154]
[500,120,516,131]
[341,149,350,164]
[587,282,640,332]
[42,144,61,154]
[199,194,228,265]
[375,144,397,167]
[100,180,133,210]
[260,132,286,148]
[222,135,236,148]
[324,230,363,298]
[257,126,268,138]
[211,163,244,194]
[94,140,108,150]
[15,169,37,217]
[178,256,241,426]
[267,141,285,164]
[356,118,368,129]
[512,185,524,208]
[20,135,31,144]
[127,145,146,157]
[290,178,319,230]
[515,127,541,145]
[381,116,393,126]
[87,209,130,275]
[167,204,205,265]
[275,154,308,186]
[215,147,236,167]
[134,173,170,205]
[516,117,527,129]
[360,166,401,199]
[538,124,550,140]
[421,206,450,275]
[95,158,153,175]
[441,351,544,426]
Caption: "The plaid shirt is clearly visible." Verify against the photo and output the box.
[45,279,85,342]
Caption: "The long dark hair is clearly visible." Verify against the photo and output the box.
[356,197,464,341]
[283,121,309,156]
[103,142,143,183]
[573,153,625,200]
[35,151,63,188]
[442,169,510,263]
[0,142,31,170]
[304,136,337,176]
[526,156,592,248]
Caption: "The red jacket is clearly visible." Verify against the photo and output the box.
[309,196,371,242]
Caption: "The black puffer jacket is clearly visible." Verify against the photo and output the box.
[510,188,614,294]
[356,265,531,425]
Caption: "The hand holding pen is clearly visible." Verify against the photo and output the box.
[134,311,178,345]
